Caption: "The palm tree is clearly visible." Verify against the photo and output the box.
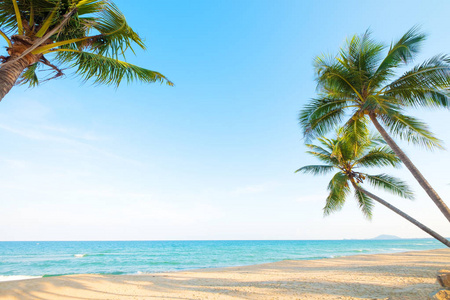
[0,0,172,101]
[299,27,450,222]
[297,129,450,247]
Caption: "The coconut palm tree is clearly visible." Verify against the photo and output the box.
[0,0,172,101]
[297,129,450,247]
[299,27,450,222]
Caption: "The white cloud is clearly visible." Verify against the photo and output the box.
[0,121,141,166]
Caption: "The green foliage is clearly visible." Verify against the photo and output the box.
[56,50,169,86]
[296,165,334,176]
[0,0,172,88]
[365,174,414,200]
[324,171,350,216]
[297,129,413,219]
[354,188,373,219]
[300,27,450,149]
[17,62,39,86]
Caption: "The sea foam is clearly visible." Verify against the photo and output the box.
[0,275,42,282]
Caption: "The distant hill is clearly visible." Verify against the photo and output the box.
[371,234,401,240]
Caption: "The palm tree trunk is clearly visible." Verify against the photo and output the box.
[0,56,30,101]
[352,182,450,247]
[369,113,450,223]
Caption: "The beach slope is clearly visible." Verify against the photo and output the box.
[1,248,449,299]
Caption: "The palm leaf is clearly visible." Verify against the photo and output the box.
[55,50,173,86]
[299,97,350,139]
[356,146,401,168]
[296,165,335,175]
[366,174,414,199]
[324,171,350,216]
[371,26,426,88]
[341,115,370,157]
[89,1,145,57]
[17,62,39,87]
[0,28,11,46]
[35,4,58,37]
[354,187,374,219]
[11,0,23,35]
[315,59,364,101]
[380,112,443,149]
[76,0,108,15]
[384,54,450,109]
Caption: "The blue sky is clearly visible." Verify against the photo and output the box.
[1,0,450,240]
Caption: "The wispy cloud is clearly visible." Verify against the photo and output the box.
[0,122,141,166]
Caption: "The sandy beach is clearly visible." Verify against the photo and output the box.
[0,248,449,300]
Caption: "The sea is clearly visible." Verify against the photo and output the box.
[0,239,444,282]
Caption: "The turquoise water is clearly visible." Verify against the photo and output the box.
[0,239,443,280]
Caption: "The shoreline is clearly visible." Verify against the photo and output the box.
[0,244,444,283]
[1,248,449,299]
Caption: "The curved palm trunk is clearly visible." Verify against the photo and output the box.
[369,114,450,223]
[352,182,450,247]
[0,57,30,101]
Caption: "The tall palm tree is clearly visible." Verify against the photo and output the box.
[0,0,172,101]
[297,129,450,247]
[299,27,450,222]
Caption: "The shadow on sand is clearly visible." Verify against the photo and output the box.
[0,248,448,300]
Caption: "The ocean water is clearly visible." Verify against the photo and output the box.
[0,239,444,281]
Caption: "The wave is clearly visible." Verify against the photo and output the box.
[99,271,127,275]
[72,253,125,257]
[0,275,42,282]
[351,249,370,253]
[42,274,70,278]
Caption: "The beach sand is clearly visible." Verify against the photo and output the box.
[0,248,449,300]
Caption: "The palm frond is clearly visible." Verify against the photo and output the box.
[304,151,336,165]
[304,143,337,165]
[17,62,39,87]
[340,30,385,84]
[0,0,57,34]
[341,115,370,157]
[35,4,59,37]
[11,0,23,35]
[324,171,350,216]
[356,146,401,168]
[296,165,335,175]
[366,174,414,199]
[76,0,108,15]
[299,97,350,139]
[316,136,336,152]
[305,143,333,156]
[371,26,426,88]
[55,50,173,86]
[86,1,145,57]
[384,54,450,109]
[354,187,374,219]
[314,56,364,101]
[0,28,11,47]
[380,112,443,149]
[366,132,386,147]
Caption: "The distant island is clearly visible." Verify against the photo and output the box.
[371,234,401,240]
